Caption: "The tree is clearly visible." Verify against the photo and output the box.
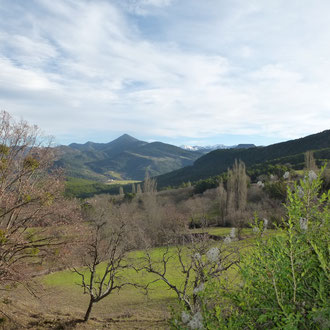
[143,171,157,194]
[305,150,318,171]
[140,234,239,328]
[73,197,140,322]
[136,184,142,195]
[118,186,124,195]
[226,159,249,239]
[216,179,227,226]
[0,111,73,285]
[227,159,248,211]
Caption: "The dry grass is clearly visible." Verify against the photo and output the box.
[1,283,170,329]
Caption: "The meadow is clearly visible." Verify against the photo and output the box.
[0,228,260,329]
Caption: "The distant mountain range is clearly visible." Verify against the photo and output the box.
[181,143,256,152]
[54,134,204,181]
[155,130,330,188]
[56,130,330,187]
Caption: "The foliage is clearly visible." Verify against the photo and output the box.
[264,180,288,201]
[193,174,225,195]
[200,169,330,329]
[247,163,292,182]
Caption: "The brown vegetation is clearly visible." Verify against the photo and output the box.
[0,111,78,286]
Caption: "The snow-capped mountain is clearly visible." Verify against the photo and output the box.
[180,144,256,153]
[181,144,232,152]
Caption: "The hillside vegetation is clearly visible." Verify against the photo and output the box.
[55,134,202,181]
[156,130,330,188]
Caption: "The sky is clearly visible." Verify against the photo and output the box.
[0,0,330,147]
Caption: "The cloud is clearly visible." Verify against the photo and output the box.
[0,0,329,145]
[118,0,174,15]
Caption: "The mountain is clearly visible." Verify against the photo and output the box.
[181,143,256,153]
[69,134,147,157]
[155,130,330,188]
[234,144,256,149]
[54,134,203,181]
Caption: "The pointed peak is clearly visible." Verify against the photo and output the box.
[112,134,140,143]
[118,133,136,139]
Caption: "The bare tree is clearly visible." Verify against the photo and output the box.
[139,234,239,313]
[0,111,74,285]
[226,160,249,239]
[137,193,185,247]
[136,184,142,195]
[143,171,157,194]
[73,198,140,322]
[118,186,124,195]
[185,196,211,228]
[304,151,318,171]
[217,179,227,227]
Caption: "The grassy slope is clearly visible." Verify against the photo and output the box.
[40,229,257,323]
[1,229,276,329]
[65,177,121,198]
[57,137,202,182]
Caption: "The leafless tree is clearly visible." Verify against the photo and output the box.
[136,183,142,195]
[135,192,185,247]
[226,159,249,239]
[305,150,318,171]
[143,171,157,194]
[73,197,141,322]
[0,111,75,285]
[216,179,227,226]
[139,235,239,313]
[118,186,124,195]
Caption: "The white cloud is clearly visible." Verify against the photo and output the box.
[0,0,329,145]
[118,0,174,15]
[0,58,59,91]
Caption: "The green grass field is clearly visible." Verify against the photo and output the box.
[38,246,191,328]
[4,229,271,329]
[106,179,141,185]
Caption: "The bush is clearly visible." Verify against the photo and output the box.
[264,180,288,201]
[199,169,330,329]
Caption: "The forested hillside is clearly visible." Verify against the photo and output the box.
[55,134,202,181]
[156,130,330,187]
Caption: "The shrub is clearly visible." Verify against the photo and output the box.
[264,180,288,201]
[199,169,330,329]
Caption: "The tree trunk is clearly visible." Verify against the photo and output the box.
[83,297,94,322]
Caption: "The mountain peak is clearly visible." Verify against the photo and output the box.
[112,134,140,143]
[106,134,145,149]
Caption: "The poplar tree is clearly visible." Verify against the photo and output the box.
[226,159,248,239]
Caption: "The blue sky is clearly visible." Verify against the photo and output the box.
[0,0,330,147]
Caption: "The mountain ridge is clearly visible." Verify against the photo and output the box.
[155,129,330,188]
[55,134,203,181]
